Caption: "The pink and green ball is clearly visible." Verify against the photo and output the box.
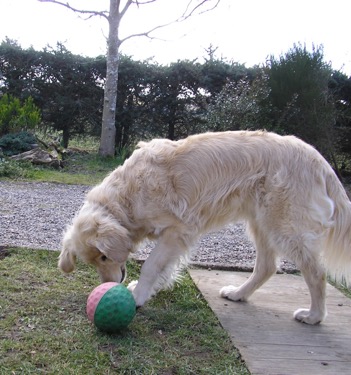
[87,282,136,333]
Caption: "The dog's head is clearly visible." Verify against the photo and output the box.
[59,203,132,283]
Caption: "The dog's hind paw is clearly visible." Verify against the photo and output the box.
[294,308,325,325]
[219,285,247,301]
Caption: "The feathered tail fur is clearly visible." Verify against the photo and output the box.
[324,172,351,285]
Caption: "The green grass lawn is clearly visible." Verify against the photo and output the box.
[0,147,123,185]
[0,247,249,374]
[27,153,121,185]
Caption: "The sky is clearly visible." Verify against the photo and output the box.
[1,0,351,76]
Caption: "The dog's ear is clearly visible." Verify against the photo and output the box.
[59,229,77,273]
[94,218,131,263]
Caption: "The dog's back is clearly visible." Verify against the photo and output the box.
[136,130,351,284]
[137,131,331,220]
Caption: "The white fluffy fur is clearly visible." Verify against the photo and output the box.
[60,130,351,324]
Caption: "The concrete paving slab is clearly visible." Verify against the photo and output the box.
[189,269,351,375]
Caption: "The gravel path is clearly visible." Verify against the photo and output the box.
[0,181,297,272]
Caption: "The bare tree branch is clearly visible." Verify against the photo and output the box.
[120,0,221,45]
[38,0,109,21]
[181,0,221,21]
[134,0,158,6]
[119,0,133,20]
[38,0,221,45]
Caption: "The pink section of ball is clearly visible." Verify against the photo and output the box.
[86,282,118,322]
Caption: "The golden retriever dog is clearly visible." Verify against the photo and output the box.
[60,130,351,324]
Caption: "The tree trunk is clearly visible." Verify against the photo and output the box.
[168,120,175,140]
[99,0,120,157]
[62,127,70,149]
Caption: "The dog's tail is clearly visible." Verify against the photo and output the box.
[323,172,351,285]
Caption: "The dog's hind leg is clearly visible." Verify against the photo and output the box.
[128,229,191,307]
[293,256,327,325]
[220,224,277,301]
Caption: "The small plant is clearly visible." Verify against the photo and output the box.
[116,144,133,162]
[0,158,34,178]
[0,131,38,156]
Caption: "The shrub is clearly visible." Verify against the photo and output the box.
[0,94,41,136]
[0,158,33,178]
[0,131,38,156]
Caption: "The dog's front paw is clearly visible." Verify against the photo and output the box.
[294,308,325,325]
[127,280,148,307]
[128,282,153,307]
[127,280,138,292]
[219,285,247,302]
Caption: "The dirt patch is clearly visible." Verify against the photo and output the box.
[0,245,10,260]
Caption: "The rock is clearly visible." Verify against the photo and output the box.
[10,148,62,169]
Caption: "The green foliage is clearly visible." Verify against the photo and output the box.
[207,73,271,131]
[0,131,37,156]
[330,71,351,129]
[266,44,335,154]
[1,39,351,163]
[206,44,340,166]
[0,40,104,148]
[0,40,251,148]
[0,158,34,178]
[200,58,248,96]
[116,144,132,161]
[0,94,41,136]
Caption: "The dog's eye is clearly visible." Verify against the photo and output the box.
[101,255,107,262]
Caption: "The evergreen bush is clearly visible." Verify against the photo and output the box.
[0,131,38,156]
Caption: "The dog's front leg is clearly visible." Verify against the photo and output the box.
[128,230,188,307]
